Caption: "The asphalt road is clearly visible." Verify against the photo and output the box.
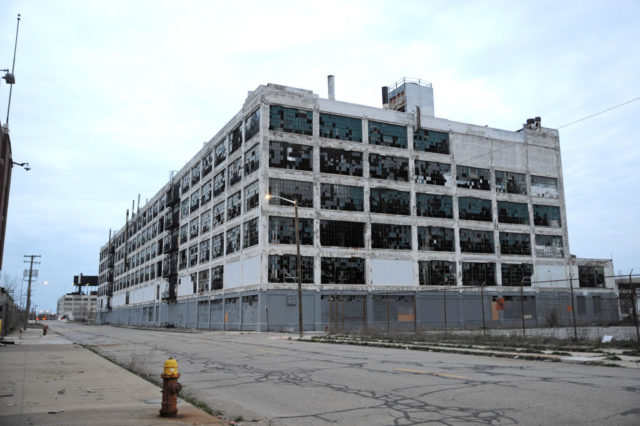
[48,321,640,425]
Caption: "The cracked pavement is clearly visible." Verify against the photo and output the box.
[51,322,640,425]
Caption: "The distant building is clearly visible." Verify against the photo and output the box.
[56,293,97,322]
[97,78,620,331]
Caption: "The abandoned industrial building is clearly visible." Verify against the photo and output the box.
[96,78,619,331]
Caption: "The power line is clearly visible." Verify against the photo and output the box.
[557,96,640,129]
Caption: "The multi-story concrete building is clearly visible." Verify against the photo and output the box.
[57,293,97,322]
[97,78,619,331]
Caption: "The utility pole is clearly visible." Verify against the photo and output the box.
[630,270,639,346]
[569,273,578,341]
[23,254,41,330]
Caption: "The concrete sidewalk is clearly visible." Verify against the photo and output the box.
[0,328,224,425]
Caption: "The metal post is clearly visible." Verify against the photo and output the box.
[520,277,526,337]
[294,200,303,338]
[386,292,390,334]
[443,286,447,334]
[569,273,578,341]
[629,270,639,345]
[480,281,486,336]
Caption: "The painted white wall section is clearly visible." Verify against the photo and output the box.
[242,256,260,285]
[372,259,414,286]
[225,260,242,288]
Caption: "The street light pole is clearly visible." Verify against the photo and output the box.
[266,194,303,338]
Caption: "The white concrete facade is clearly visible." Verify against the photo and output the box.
[97,81,616,317]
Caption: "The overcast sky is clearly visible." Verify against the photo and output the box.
[1,1,638,312]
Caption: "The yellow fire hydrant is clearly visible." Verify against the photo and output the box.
[159,357,182,417]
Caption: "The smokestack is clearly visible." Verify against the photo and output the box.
[327,75,335,100]
[382,86,389,109]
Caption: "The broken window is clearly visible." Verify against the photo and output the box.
[319,113,362,142]
[319,147,363,176]
[321,257,365,284]
[181,198,189,219]
[226,226,241,254]
[459,229,494,253]
[244,180,259,211]
[227,157,242,188]
[198,269,209,292]
[244,143,259,176]
[227,191,241,220]
[200,210,211,234]
[369,153,409,181]
[268,178,313,208]
[499,232,531,255]
[368,120,407,148]
[578,265,605,288]
[415,193,453,218]
[189,244,198,267]
[191,162,201,186]
[419,260,456,286]
[533,204,561,227]
[243,217,259,248]
[268,254,314,283]
[501,263,533,286]
[269,141,313,171]
[495,170,526,195]
[191,273,198,293]
[190,192,200,213]
[462,262,496,286]
[531,175,559,198]
[245,108,261,142]
[458,197,492,221]
[418,226,455,251]
[320,220,365,248]
[414,128,449,154]
[534,234,564,258]
[200,239,210,263]
[189,217,199,239]
[214,139,226,167]
[229,124,243,154]
[414,160,452,186]
[320,183,364,211]
[269,216,314,245]
[179,224,188,244]
[269,105,313,135]
[200,180,212,206]
[497,201,529,224]
[212,233,223,258]
[181,173,190,194]
[371,223,412,250]
[212,201,225,228]
[214,170,226,197]
[370,188,410,215]
[202,151,213,177]
[211,265,224,290]
[178,249,187,270]
[456,165,491,190]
